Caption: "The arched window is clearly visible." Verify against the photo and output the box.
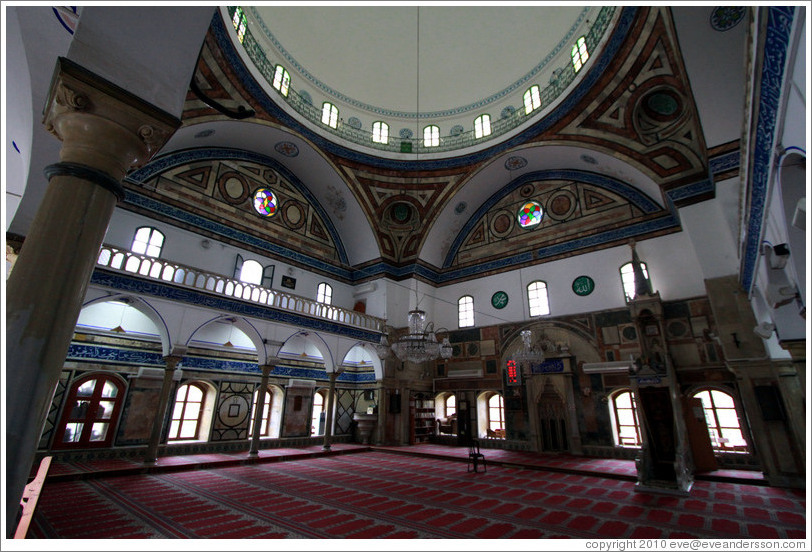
[527,280,550,316]
[53,374,125,449]
[168,383,208,441]
[474,114,491,138]
[571,36,589,73]
[693,388,748,452]
[610,389,641,447]
[250,388,273,438]
[620,261,649,302]
[424,125,440,147]
[239,259,263,285]
[233,255,274,288]
[132,227,164,258]
[445,394,456,418]
[487,393,505,434]
[458,295,474,328]
[321,102,338,128]
[272,65,290,96]
[317,282,333,305]
[311,390,326,436]
[372,121,389,144]
[524,85,541,114]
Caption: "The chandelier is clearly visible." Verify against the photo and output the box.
[373,10,452,366]
[376,310,453,364]
[512,329,545,368]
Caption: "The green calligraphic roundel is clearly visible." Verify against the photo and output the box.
[491,291,509,309]
[572,275,595,296]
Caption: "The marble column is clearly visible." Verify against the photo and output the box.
[143,354,183,465]
[248,365,274,457]
[322,371,339,451]
[6,57,178,535]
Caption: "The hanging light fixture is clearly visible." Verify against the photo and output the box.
[376,8,451,366]
[375,328,393,361]
[512,329,545,370]
[378,282,453,365]
[389,309,453,364]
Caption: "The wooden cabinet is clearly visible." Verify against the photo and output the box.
[410,392,435,444]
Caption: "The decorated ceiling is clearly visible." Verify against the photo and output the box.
[117,5,744,285]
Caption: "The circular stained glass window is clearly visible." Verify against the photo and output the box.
[517,201,543,228]
[253,188,278,217]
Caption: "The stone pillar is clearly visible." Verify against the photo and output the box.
[248,365,273,457]
[322,371,339,451]
[5,57,178,535]
[143,355,183,465]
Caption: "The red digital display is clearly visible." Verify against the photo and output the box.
[506,359,521,385]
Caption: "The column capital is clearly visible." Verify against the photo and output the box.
[43,57,180,181]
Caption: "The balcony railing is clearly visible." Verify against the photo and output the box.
[95,245,386,334]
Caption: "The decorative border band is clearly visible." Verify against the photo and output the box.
[45,162,126,201]
[740,7,795,293]
[67,343,375,381]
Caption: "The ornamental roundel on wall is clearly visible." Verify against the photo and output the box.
[710,6,746,32]
[491,291,509,309]
[572,275,595,296]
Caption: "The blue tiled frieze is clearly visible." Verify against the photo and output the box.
[67,343,377,381]
[67,344,165,366]
[665,177,714,203]
[709,150,740,176]
[741,7,796,293]
[180,355,261,374]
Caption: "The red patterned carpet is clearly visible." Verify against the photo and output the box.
[27,450,805,540]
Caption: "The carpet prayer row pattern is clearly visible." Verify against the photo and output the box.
[28,451,805,539]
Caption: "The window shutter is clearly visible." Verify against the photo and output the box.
[262,265,274,288]
[233,254,244,279]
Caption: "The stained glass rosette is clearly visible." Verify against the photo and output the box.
[253,188,278,217]
[517,201,543,228]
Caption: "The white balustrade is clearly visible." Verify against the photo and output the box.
[96,245,386,333]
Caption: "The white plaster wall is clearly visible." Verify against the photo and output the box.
[410,232,709,331]
[780,16,807,153]
[66,6,215,116]
[4,8,33,230]
[77,302,160,337]
[671,6,748,148]
[678,196,740,280]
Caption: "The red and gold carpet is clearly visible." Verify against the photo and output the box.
[27,450,805,540]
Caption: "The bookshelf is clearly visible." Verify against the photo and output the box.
[410,392,435,444]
